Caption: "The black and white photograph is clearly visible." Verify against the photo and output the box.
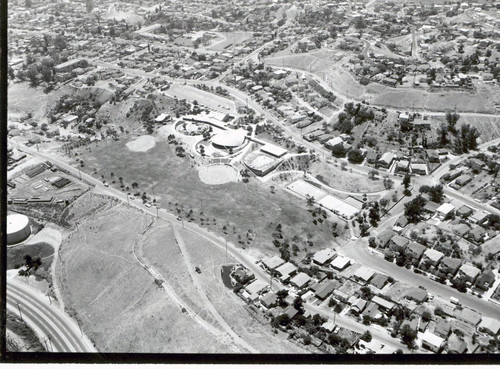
[2,0,500,363]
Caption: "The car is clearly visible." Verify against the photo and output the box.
[195,267,201,274]
[103,183,109,187]
[177,216,182,221]
[145,203,151,208]
[418,285,426,290]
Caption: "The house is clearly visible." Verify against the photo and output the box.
[475,270,495,291]
[396,160,410,173]
[330,255,351,271]
[378,152,396,168]
[263,255,285,271]
[455,174,473,187]
[470,211,489,224]
[376,230,394,248]
[426,150,440,163]
[453,307,481,326]
[353,266,375,283]
[321,321,336,333]
[394,215,409,228]
[366,151,378,164]
[260,292,278,308]
[275,262,298,282]
[290,272,311,289]
[411,163,428,175]
[371,296,395,312]
[452,223,471,237]
[233,268,255,284]
[245,279,268,296]
[350,298,367,314]
[433,318,451,338]
[333,289,349,303]
[370,274,389,290]
[389,235,410,252]
[436,203,455,220]
[315,281,337,300]
[447,333,468,354]
[456,205,473,218]
[469,226,486,243]
[424,201,440,214]
[312,248,336,266]
[405,288,428,303]
[404,242,426,263]
[422,249,444,267]
[455,263,481,284]
[477,317,500,336]
[438,257,463,277]
[421,331,445,353]
[362,302,381,320]
[336,327,360,348]
[282,305,299,319]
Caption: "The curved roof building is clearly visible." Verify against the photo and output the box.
[7,214,31,245]
[211,129,247,149]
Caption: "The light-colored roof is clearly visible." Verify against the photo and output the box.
[372,296,395,310]
[330,255,351,270]
[379,152,396,163]
[478,317,500,335]
[245,279,268,295]
[436,203,454,214]
[423,248,444,262]
[260,143,287,157]
[326,137,343,147]
[317,195,360,219]
[212,129,247,148]
[275,262,297,277]
[458,263,481,279]
[263,255,285,270]
[312,248,336,265]
[354,266,375,281]
[290,272,311,288]
[421,331,445,348]
[321,321,336,332]
[7,214,30,234]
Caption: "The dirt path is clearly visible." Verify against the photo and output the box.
[171,226,258,353]
[131,219,233,345]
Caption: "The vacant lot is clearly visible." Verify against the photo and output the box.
[178,228,307,353]
[310,160,385,194]
[208,32,253,51]
[57,198,237,352]
[454,115,500,142]
[78,138,344,261]
[167,83,236,114]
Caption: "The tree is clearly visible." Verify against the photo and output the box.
[361,330,372,342]
[428,185,444,203]
[383,177,394,190]
[348,149,364,164]
[400,324,417,348]
[404,196,426,223]
[446,112,460,133]
[26,65,38,87]
[54,34,67,50]
[403,174,411,190]
[331,145,346,158]
[422,310,432,322]
[293,296,305,315]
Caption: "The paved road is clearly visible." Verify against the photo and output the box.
[7,279,97,353]
[14,142,412,352]
[341,239,500,321]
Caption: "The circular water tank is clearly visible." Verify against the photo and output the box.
[7,214,31,245]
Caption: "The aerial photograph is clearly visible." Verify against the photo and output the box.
[4,0,500,361]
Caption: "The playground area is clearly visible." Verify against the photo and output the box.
[198,164,240,185]
[126,135,156,152]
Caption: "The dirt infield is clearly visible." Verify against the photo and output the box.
[198,165,239,185]
[126,135,156,152]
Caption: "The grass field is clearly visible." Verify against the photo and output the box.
[167,83,236,114]
[77,137,345,261]
[7,242,54,283]
[178,228,308,353]
[208,32,253,51]
[455,115,500,142]
[57,196,239,352]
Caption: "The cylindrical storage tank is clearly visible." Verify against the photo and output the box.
[7,214,31,245]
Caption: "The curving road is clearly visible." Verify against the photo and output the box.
[6,279,97,353]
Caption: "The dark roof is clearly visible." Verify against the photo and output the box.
[475,270,495,290]
[283,305,299,319]
[405,242,426,258]
[439,257,462,272]
[405,288,427,303]
[370,274,389,289]
[377,230,394,246]
[315,281,337,300]
[434,318,451,338]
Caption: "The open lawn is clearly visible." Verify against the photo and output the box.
[57,197,238,352]
[78,137,344,261]
[7,242,54,282]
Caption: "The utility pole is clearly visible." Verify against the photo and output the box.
[225,240,228,258]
